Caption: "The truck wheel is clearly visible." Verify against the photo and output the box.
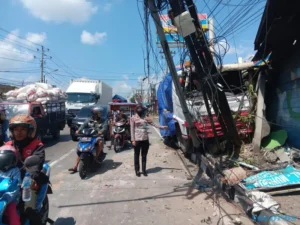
[70,129,78,142]
[52,129,60,140]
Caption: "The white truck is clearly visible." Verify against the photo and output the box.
[65,78,112,126]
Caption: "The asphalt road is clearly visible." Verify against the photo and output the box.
[43,126,254,225]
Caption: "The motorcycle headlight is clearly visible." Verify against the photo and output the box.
[83,146,91,151]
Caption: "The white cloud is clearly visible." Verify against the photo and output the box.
[19,0,98,24]
[80,30,107,45]
[0,29,46,70]
[122,74,129,80]
[25,32,46,44]
[112,81,132,96]
[227,42,255,62]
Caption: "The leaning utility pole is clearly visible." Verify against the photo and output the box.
[146,0,202,150]
[168,0,241,157]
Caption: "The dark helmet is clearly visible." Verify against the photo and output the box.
[0,145,18,172]
[91,106,103,117]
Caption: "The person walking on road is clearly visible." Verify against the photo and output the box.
[130,104,167,177]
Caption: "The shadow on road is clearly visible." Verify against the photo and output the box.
[57,183,206,209]
[86,159,122,180]
[54,217,76,225]
[147,166,182,174]
[43,134,71,148]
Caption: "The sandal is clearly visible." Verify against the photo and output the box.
[68,168,77,173]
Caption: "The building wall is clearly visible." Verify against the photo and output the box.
[268,46,300,148]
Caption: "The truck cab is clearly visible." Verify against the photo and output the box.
[65,78,112,127]
[66,93,99,126]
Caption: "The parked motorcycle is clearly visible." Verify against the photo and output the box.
[0,155,53,225]
[113,121,129,153]
[76,128,106,179]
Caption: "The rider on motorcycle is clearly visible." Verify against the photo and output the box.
[114,110,130,138]
[68,106,108,172]
[6,114,49,225]
[0,145,21,225]
[115,110,128,123]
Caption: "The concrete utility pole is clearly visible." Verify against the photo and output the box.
[40,45,44,83]
[147,0,201,149]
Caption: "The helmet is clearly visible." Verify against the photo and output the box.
[91,106,103,116]
[9,114,37,139]
[0,145,18,172]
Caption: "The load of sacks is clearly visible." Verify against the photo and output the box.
[4,83,67,104]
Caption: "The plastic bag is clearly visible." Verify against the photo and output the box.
[4,90,18,97]
[27,94,38,102]
[47,89,60,97]
[36,88,48,98]
[53,88,62,94]
[35,83,52,90]
[36,97,50,103]
[16,93,27,100]
[17,84,34,94]
[26,87,37,96]
[6,97,16,101]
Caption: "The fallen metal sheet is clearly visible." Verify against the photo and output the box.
[242,165,300,191]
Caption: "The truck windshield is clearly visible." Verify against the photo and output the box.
[0,103,29,120]
[67,93,96,103]
[78,107,92,118]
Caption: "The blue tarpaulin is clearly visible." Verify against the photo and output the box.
[157,72,177,137]
[112,94,127,103]
[243,165,300,190]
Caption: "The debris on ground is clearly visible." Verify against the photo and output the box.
[201,216,212,224]
[243,165,300,192]
[261,130,288,150]
[223,167,247,185]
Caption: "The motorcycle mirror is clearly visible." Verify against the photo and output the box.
[24,155,40,168]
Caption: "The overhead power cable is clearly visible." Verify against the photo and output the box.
[0,27,42,46]
[0,56,39,64]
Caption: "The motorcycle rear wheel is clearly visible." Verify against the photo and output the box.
[79,159,88,179]
[114,137,121,153]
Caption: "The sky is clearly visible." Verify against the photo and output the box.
[0,0,265,97]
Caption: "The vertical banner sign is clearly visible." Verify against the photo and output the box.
[157,14,208,48]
